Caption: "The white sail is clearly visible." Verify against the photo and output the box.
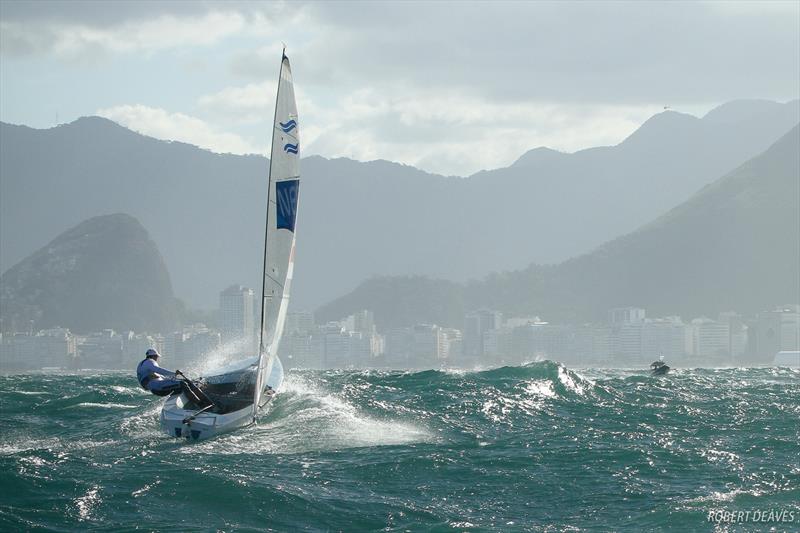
[253,52,300,419]
[159,52,295,441]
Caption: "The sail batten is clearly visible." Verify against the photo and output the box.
[253,53,300,420]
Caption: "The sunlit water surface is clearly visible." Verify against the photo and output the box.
[1,363,798,531]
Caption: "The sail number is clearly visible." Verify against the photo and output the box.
[276,179,300,232]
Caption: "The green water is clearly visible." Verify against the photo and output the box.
[1,363,798,531]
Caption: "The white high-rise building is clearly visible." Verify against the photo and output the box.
[285,311,315,336]
[755,306,800,361]
[410,324,443,368]
[463,309,503,363]
[440,328,461,364]
[690,317,730,359]
[641,317,686,362]
[609,308,646,325]
[343,310,376,335]
[219,285,255,353]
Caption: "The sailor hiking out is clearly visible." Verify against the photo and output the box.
[136,349,208,406]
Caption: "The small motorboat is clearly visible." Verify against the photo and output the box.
[650,360,670,375]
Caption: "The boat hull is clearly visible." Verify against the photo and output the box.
[160,356,284,441]
[651,365,670,376]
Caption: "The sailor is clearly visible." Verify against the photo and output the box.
[136,348,184,396]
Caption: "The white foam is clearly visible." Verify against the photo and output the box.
[686,488,765,503]
[132,480,161,498]
[118,404,164,439]
[74,486,101,521]
[184,373,433,455]
[481,379,557,423]
[525,380,557,398]
[557,365,592,395]
[0,437,119,456]
[76,402,137,409]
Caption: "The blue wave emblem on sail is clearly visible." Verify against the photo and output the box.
[276,179,299,232]
[280,119,297,133]
[283,143,299,154]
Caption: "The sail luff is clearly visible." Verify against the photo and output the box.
[253,53,286,420]
[253,51,299,421]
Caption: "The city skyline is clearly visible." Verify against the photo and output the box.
[3,299,797,371]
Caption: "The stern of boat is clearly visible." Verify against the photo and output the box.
[160,393,224,441]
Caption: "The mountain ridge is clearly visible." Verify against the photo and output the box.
[2,98,797,310]
[316,124,800,327]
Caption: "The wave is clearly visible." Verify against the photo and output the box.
[180,372,434,456]
[2,367,799,531]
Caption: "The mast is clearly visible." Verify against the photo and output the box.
[254,50,286,421]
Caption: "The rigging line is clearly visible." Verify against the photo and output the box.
[274,128,299,143]
[263,272,285,290]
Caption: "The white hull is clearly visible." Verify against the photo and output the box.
[160,356,284,441]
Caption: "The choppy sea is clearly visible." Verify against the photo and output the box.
[1,362,798,532]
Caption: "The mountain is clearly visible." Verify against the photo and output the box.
[1,99,797,311]
[316,124,800,328]
[0,214,179,334]
[0,116,266,311]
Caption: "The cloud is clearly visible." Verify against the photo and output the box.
[197,78,320,131]
[229,44,288,80]
[299,85,655,176]
[96,104,264,155]
[198,81,278,121]
[99,82,649,177]
[1,10,246,58]
[0,2,307,59]
[293,1,799,105]
[4,1,798,176]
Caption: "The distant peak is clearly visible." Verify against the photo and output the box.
[65,115,136,133]
[702,99,785,124]
[57,213,148,243]
[70,115,119,126]
[1,115,124,132]
[620,110,699,146]
[511,147,565,168]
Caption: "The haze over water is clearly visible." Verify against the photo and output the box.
[2,364,798,531]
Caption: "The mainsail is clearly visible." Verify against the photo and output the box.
[253,52,300,419]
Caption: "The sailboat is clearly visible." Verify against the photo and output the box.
[160,51,300,441]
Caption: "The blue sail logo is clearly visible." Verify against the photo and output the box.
[276,179,299,232]
[280,119,297,133]
[283,143,299,154]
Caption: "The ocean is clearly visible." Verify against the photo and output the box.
[1,363,798,532]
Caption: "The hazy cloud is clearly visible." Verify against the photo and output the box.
[293,1,800,104]
[1,10,246,58]
[3,0,798,175]
[96,104,263,155]
[303,87,654,175]
[0,2,302,58]
[198,81,278,120]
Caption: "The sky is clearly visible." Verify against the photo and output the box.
[1,0,798,177]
